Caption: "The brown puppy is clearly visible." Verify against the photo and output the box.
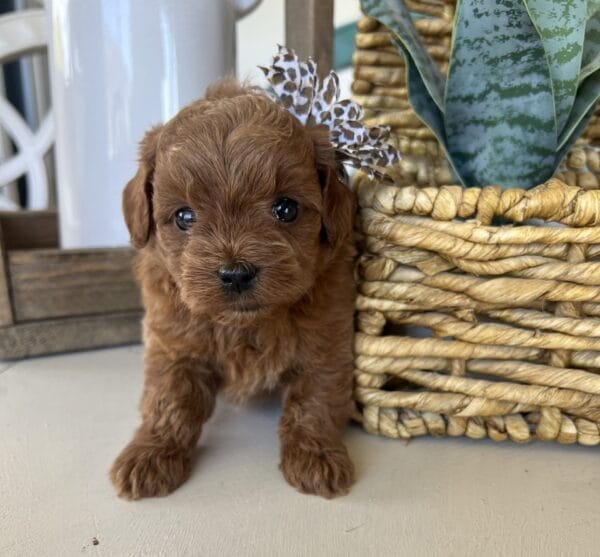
[110,80,357,500]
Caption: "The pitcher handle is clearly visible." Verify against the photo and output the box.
[232,0,262,19]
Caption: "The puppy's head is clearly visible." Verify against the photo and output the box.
[123,80,354,326]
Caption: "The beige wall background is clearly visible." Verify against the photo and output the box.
[237,0,361,92]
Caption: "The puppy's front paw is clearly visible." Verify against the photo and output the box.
[280,441,354,499]
[109,440,192,500]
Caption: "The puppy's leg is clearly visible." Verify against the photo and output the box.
[110,349,220,500]
[279,364,354,498]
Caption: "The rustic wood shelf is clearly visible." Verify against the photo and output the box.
[0,211,142,359]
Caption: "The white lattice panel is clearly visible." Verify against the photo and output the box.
[0,8,53,210]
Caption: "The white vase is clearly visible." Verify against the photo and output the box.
[47,0,261,248]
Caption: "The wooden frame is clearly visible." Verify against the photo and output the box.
[285,0,334,75]
[0,211,142,359]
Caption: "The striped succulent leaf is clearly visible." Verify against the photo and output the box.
[523,0,587,136]
[549,0,599,153]
[445,0,557,187]
[390,36,461,181]
[558,68,600,151]
[581,7,600,82]
[360,0,446,110]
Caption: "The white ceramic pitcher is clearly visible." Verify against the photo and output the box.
[47,0,262,248]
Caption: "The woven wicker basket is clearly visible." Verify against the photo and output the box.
[352,1,600,444]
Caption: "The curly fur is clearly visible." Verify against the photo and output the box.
[110,79,357,499]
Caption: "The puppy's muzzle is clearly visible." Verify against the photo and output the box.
[218,261,258,293]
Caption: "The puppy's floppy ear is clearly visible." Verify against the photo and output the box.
[310,127,355,251]
[123,126,162,249]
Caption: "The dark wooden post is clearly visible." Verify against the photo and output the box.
[0,224,14,327]
[285,0,334,75]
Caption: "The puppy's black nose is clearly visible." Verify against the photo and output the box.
[218,262,258,293]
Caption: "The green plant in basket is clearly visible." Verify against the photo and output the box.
[361,0,600,189]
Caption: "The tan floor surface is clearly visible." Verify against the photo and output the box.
[1,346,599,556]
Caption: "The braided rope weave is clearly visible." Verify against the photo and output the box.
[353,1,600,444]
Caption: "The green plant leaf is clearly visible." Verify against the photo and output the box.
[391,37,463,185]
[581,7,600,82]
[555,105,596,173]
[445,0,557,188]
[359,0,446,111]
[557,68,600,150]
[523,0,586,136]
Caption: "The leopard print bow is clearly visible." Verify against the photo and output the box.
[259,46,400,180]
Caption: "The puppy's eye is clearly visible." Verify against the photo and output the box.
[272,197,298,223]
[174,207,195,231]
